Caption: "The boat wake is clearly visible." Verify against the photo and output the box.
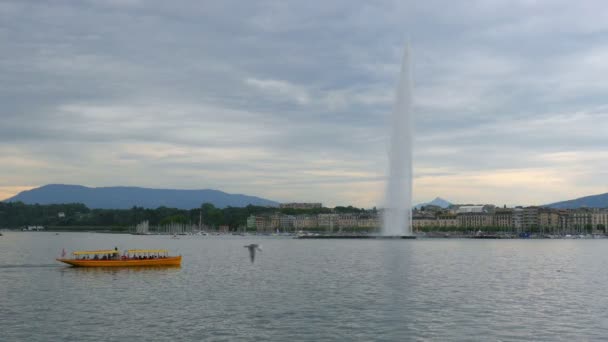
[0,264,61,269]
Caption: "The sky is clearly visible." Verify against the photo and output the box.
[2,0,608,208]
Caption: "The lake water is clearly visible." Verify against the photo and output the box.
[1,232,608,341]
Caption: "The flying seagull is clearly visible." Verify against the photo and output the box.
[244,244,262,263]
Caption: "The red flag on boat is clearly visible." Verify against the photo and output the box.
[61,248,66,258]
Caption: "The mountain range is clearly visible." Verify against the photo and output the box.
[3,184,278,209]
[5,185,607,210]
[545,192,608,209]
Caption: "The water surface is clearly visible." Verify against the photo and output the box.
[1,232,607,341]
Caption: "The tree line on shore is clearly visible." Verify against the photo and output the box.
[0,202,365,231]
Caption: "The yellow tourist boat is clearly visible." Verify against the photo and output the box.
[56,249,181,267]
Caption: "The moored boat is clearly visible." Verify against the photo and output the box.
[56,249,181,267]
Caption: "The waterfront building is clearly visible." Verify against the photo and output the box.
[318,214,339,232]
[294,215,318,230]
[522,206,539,231]
[457,212,492,228]
[270,214,281,230]
[357,214,380,230]
[436,215,458,228]
[539,209,560,231]
[246,215,256,230]
[337,213,358,229]
[245,203,608,236]
[456,205,485,214]
[512,208,524,232]
[493,209,513,229]
[279,215,295,231]
[591,209,608,233]
[570,209,592,233]
[412,217,437,229]
[255,215,270,232]
[557,210,570,234]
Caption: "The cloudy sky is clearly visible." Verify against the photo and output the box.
[2,0,608,207]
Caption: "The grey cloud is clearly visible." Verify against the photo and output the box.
[2,0,608,206]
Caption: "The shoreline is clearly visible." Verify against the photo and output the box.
[2,229,607,240]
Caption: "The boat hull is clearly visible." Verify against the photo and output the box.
[56,256,181,267]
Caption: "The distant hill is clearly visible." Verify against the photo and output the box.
[3,184,278,209]
[546,193,608,209]
[415,197,452,209]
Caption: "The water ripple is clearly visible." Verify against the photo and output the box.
[2,233,608,341]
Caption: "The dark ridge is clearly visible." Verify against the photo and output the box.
[3,184,278,209]
[545,192,608,209]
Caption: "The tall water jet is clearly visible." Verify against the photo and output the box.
[383,45,413,236]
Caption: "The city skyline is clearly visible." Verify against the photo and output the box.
[3,1,608,207]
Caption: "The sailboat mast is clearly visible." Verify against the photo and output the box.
[199,209,202,231]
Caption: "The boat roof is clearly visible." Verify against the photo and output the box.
[127,249,169,254]
[73,249,119,255]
